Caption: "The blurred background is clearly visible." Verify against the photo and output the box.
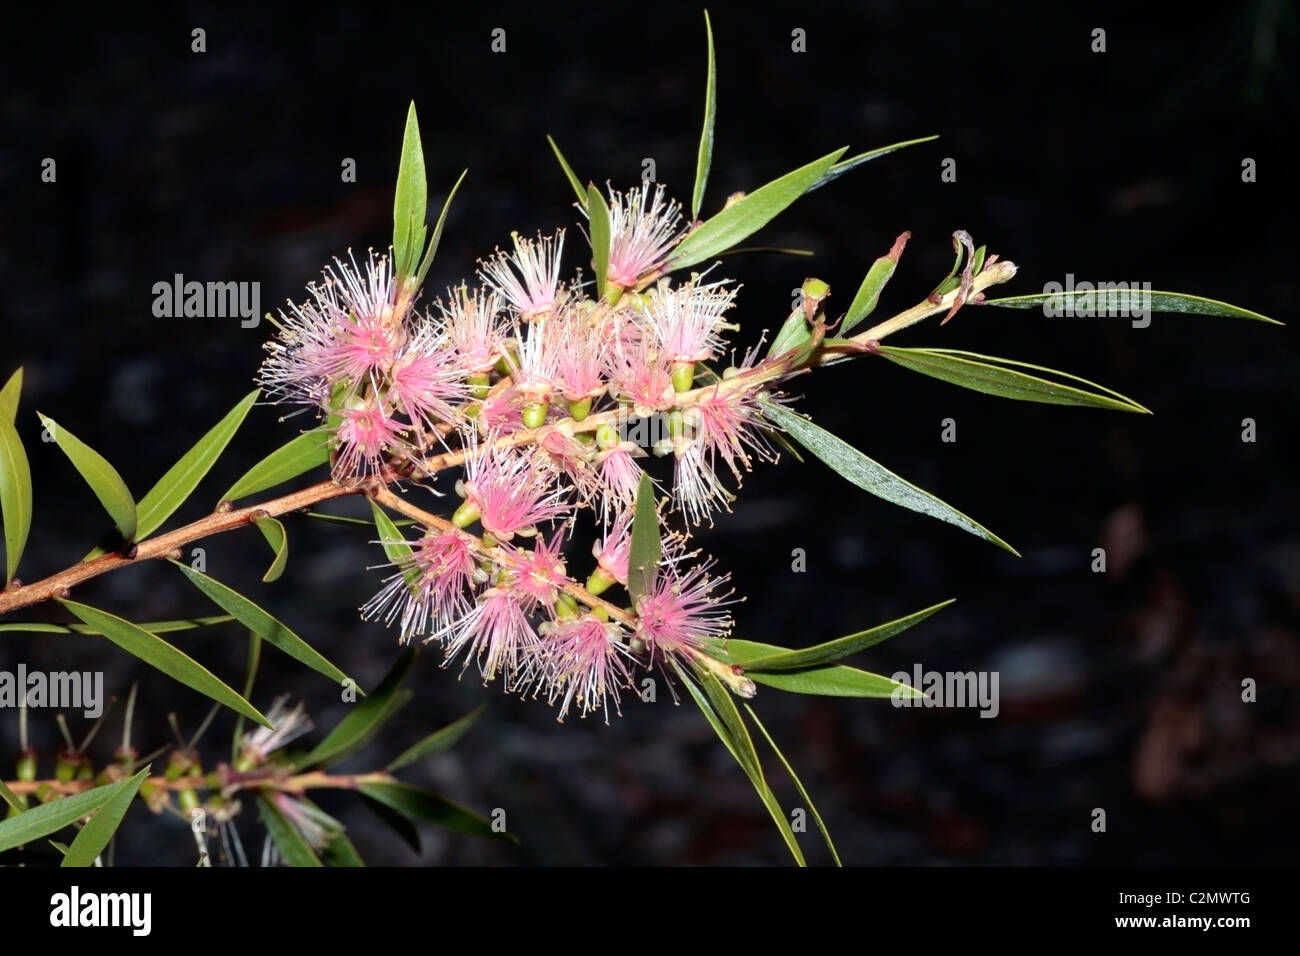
[1,0,1296,864]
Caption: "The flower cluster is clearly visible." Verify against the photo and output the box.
[259,182,796,720]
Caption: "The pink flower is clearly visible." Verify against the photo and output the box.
[445,587,538,690]
[478,231,566,319]
[672,442,734,526]
[389,325,465,429]
[459,436,571,538]
[476,384,526,434]
[595,442,645,520]
[607,322,675,415]
[271,793,343,852]
[496,528,570,614]
[591,508,633,585]
[548,308,609,403]
[534,427,599,503]
[646,278,737,364]
[442,285,506,375]
[536,616,634,722]
[334,400,404,479]
[364,527,481,642]
[502,317,559,403]
[600,183,684,289]
[634,550,734,663]
[239,697,313,768]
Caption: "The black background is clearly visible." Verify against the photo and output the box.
[1,0,1296,865]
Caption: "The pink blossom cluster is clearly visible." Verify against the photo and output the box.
[258,182,795,719]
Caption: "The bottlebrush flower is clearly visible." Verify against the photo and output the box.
[590,508,633,586]
[535,615,634,723]
[444,586,538,690]
[548,306,609,405]
[270,793,344,852]
[479,230,566,319]
[238,697,313,768]
[534,426,600,503]
[646,278,738,364]
[456,435,572,538]
[442,285,506,376]
[495,528,570,613]
[607,322,675,415]
[388,321,465,430]
[594,440,646,519]
[634,550,735,663]
[363,527,481,642]
[600,183,685,290]
[334,399,405,479]
[502,316,560,405]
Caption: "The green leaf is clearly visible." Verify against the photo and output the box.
[59,599,271,728]
[370,500,418,590]
[669,148,848,270]
[38,413,137,542]
[387,703,487,771]
[984,289,1281,324]
[61,768,148,867]
[0,420,32,585]
[392,101,428,282]
[232,630,262,764]
[295,649,416,769]
[587,183,612,300]
[691,10,717,220]
[674,660,805,865]
[743,706,841,866]
[414,169,468,288]
[626,473,661,601]
[738,599,955,671]
[0,777,24,814]
[303,510,414,527]
[876,347,1150,413]
[0,778,128,853]
[220,429,331,503]
[546,135,587,209]
[133,389,259,541]
[172,562,351,690]
[320,826,365,866]
[842,234,909,334]
[767,311,813,360]
[0,368,22,424]
[252,516,289,583]
[357,781,515,844]
[0,615,233,636]
[809,134,939,192]
[257,794,322,867]
[762,402,1017,555]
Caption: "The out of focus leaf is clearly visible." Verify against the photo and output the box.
[257,794,322,867]
[61,768,149,867]
[357,781,515,844]
[0,779,126,853]
[387,703,487,771]
[295,649,415,769]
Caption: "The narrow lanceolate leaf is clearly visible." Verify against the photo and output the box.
[0,615,232,636]
[763,402,1017,555]
[60,600,271,728]
[320,828,365,867]
[133,389,259,541]
[691,9,717,220]
[387,703,487,772]
[0,777,24,814]
[414,169,469,288]
[842,231,910,334]
[257,795,322,867]
[252,516,289,583]
[627,473,661,602]
[392,101,429,282]
[738,599,955,671]
[221,429,331,503]
[674,661,806,866]
[360,793,422,855]
[809,134,939,192]
[876,347,1150,413]
[587,183,612,300]
[984,289,1281,324]
[0,778,129,853]
[546,135,588,208]
[669,148,848,270]
[172,563,350,689]
[370,500,418,591]
[61,768,149,867]
[717,639,923,698]
[744,706,841,866]
[38,413,136,542]
[0,368,22,424]
[295,649,416,770]
[359,781,514,843]
[0,420,32,584]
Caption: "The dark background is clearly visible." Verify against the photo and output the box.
[1,0,1296,865]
